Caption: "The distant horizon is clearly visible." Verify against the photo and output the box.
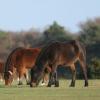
[0,17,98,33]
[0,0,100,33]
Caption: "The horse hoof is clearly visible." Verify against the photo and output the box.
[30,83,33,87]
[55,81,59,87]
[47,83,51,87]
[18,82,23,85]
[55,85,59,87]
[26,82,30,85]
[70,85,75,87]
[40,82,47,86]
[70,84,75,87]
[84,83,88,87]
[84,81,88,87]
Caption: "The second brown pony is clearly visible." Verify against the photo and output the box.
[4,47,41,85]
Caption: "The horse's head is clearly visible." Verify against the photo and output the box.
[30,67,43,87]
[4,70,13,85]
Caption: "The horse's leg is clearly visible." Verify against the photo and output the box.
[18,76,23,85]
[24,72,30,85]
[44,73,49,85]
[47,65,59,87]
[79,54,88,87]
[47,72,52,87]
[47,72,56,87]
[41,67,51,86]
[18,72,24,85]
[80,62,88,87]
[70,64,76,87]
[0,73,3,82]
[41,77,45,86]
[41,73,48,86]
[41,74,45,83]
[79,61,88,87]
[54,70,59,87]
[83,67,88,87]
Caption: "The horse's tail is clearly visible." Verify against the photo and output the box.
[80,42,86,62]
[72,40,87,67]
[71,40,87,64]
[70,40,81,56]
[76,41,86,63]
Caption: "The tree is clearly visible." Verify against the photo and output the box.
[89,57,100,78]
[78,18,100,45]
[43,21,73,42]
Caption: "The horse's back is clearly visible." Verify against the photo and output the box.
[43,40,81,57]
[37,40,85,66]
[15,47,41,68]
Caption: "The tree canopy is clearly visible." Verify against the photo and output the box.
[78,18,100,45]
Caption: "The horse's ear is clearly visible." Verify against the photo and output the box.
[8,70,13,75]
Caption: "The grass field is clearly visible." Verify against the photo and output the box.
[0,80,100,100]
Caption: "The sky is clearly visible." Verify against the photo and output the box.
[0,0,100,32]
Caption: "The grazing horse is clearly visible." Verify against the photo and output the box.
[4,47,42,85]
[0,60,4,81]
[30,40,88,87]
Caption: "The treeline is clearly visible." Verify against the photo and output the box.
[0,18,100,79]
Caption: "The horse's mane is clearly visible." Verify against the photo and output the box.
[4,47,24,73]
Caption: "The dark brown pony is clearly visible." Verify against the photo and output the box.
[30,40,88,87]
[4,47,41,85]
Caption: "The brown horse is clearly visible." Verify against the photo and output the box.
[0,60,4,81]
[30,40,88,87]
[4,47,42,85]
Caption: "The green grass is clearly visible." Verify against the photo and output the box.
[0,80,100,100]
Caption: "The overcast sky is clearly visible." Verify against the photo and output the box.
[0,0,100,32]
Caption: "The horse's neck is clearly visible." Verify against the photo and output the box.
[7,55,15,73]
[36,59,46,72]
[7,64,14,72]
